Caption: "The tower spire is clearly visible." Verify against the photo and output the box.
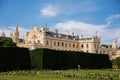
[16,24,19,32]
[1,31,5,37]
[14,24,19,42]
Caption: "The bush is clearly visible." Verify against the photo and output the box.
[30,48,112,70]
[0,47,31,71]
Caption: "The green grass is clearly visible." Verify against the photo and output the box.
[0,69,120,80]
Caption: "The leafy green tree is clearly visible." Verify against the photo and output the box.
[100,44,108,48]
[112,57,120,68]
[0,37,16,47]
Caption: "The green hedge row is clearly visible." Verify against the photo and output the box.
[0,47,31,71]
[30,48,112,70]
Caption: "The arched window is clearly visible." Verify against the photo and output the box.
[57,42,60,46]
[62,42,64,47]
[65,43,67,47]
[73,44,75,48]
[81,44,84,48]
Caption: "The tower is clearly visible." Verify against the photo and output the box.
[14,24,19,43]
[112,40,118,50]
[1,31,6,37]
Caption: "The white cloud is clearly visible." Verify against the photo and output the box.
[54,21,106,37]
[106,14,120,24]
[41,4,57,17]
[54,14,120,46]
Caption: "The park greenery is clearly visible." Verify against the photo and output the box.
[112,57,120,69]
[0,69,120,80]
[0,37,120,79]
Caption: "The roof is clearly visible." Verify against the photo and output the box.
[46,31,79,40]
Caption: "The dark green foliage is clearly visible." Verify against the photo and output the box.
[112,57,120,68]
[30,49,43,69]
[0,47,31,71]
[30,48,112,70]
[100,44,108,48]
[0,37,16,47]
[43,49,64,70]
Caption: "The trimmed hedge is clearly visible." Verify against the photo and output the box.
[30,48,112,70]
[0,47,31,71]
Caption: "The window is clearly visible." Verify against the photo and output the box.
[73,44,75,48]
[81,44,84,48]
[38,40,40,43]
[54,41,56,46]
[29,41,31,44]
[86,50,89,53]
[46,40,48,45]
[69,43,71,47]
[96,50,98,53]
[65,43,67,47]
[62,42,64,47]
[94,44,96,48]
[57,42,60,46]
[97,44,99,48]
[86,44,89,48]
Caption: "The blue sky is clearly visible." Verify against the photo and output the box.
[0,0,120,46]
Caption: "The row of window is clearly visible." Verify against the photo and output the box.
[28,40,40,44]
[46,40,90,49]
[94,44,99,48]
[28,40,99,49]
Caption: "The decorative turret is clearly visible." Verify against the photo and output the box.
[10,32,13,38]
[14,24,19,42]
[112,40,118,50]
[1,31,6,37]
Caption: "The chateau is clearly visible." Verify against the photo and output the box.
[1,24,120,60]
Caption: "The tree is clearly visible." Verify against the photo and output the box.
[112,57,120,69]
[0,37,16,47]
[100,44,108,48]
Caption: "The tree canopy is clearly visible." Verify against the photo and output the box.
[112,57,120,69]
[0,37,16,47]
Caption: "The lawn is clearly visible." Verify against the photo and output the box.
[0,69,120,80]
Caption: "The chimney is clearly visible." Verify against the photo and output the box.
[72,32,74,36]
[54,29,58,33]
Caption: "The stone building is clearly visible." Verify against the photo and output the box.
[1,24,120,60]
[23,25,100,53]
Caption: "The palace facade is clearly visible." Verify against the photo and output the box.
[1,24,120,60]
